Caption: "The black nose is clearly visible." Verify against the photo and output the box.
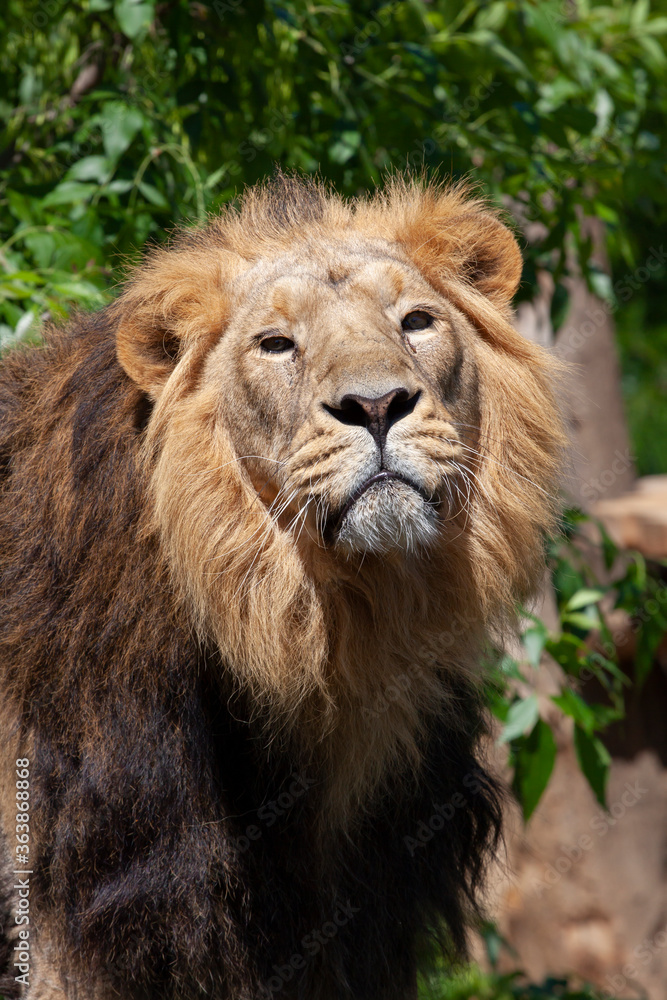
[324,388,420,449]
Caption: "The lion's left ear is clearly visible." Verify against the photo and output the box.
[448,211,523,308]
[397,197,523,311]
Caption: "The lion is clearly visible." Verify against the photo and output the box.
[0,174,563,1000]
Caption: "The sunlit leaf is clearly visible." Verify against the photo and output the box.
[98,104,145,160]
[114,0,155,38]
[522,621,548,668]
[565,589,605,612]
[512,720,557,821]
[573,726,610,808]
[41,183,98,207]
[498,695,539,744]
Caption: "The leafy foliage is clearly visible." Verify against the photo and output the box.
[490,509,667,820]
[616,299,667,475]
[1,0,667,345]
[420,965,606,1000]
[419,924,608,999]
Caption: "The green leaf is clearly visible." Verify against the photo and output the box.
[522,622,547,668]
[473,32,532,78]
[98,104,145,160]
[474,3,508,33]
[550,282,570,331]
[13,310,37,339]
[478,919,506,971]
[137,182,170,209]
[562,610,599,631]
[495,653,524,680]
[588,269,614,306]
[638,33,667,68]
[7,191,35,224]
[545,633,585,675]
[636,607,667,688]
[106,180,134,195]
[0,271,43,285]
[203,166,228,190]
[552,688,596,734]
[22,233,57,269]
[50,280,107,304]
[497,695,539,744]
[114,0,155,38]
[41,183,98,207]
[597,521,619,572]
[0,283,37,301]
[66,156,112,183]
[630,0,650,30]
[512,720,557,821]
[17,231,102,274]
[643,17,667,35]
[573,726,610,808]
[565,588,605,612]
[328,131,362,165]
[0,301,24,329]
[552,556,586,606]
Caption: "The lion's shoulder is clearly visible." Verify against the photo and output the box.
[0,310,165,695]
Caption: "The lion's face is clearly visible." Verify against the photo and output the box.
[204,237,481,557]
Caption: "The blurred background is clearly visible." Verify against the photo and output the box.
[1,1,666,997]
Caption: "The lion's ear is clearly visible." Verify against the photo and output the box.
[448,211,523,308]
[116,311,181,400]
[114,251,229,399]
[397,193,523,311]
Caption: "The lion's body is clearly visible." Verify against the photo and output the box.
[0,177,563,999]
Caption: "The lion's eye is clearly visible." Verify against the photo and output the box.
[402,311,434,332]
[260,335,295,353]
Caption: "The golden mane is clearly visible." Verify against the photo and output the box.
[111,175,565,823]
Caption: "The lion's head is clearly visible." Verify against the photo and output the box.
[113,175,563,819]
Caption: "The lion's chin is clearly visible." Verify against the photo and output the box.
[333,478,439,557]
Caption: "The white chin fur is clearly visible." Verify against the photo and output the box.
[334,480,439,556]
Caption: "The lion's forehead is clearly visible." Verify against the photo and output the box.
[230,238,434,315]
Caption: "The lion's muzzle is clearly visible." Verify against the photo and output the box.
[331,472,439,557]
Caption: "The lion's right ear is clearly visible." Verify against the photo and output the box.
[114,252,229,400]
[116,310,181,400]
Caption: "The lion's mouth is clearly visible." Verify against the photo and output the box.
[326,471,434,545]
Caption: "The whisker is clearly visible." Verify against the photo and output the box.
[183,455,286,483]
[444,439,557,501]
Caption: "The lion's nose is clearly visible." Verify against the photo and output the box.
[324,387,420,449]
